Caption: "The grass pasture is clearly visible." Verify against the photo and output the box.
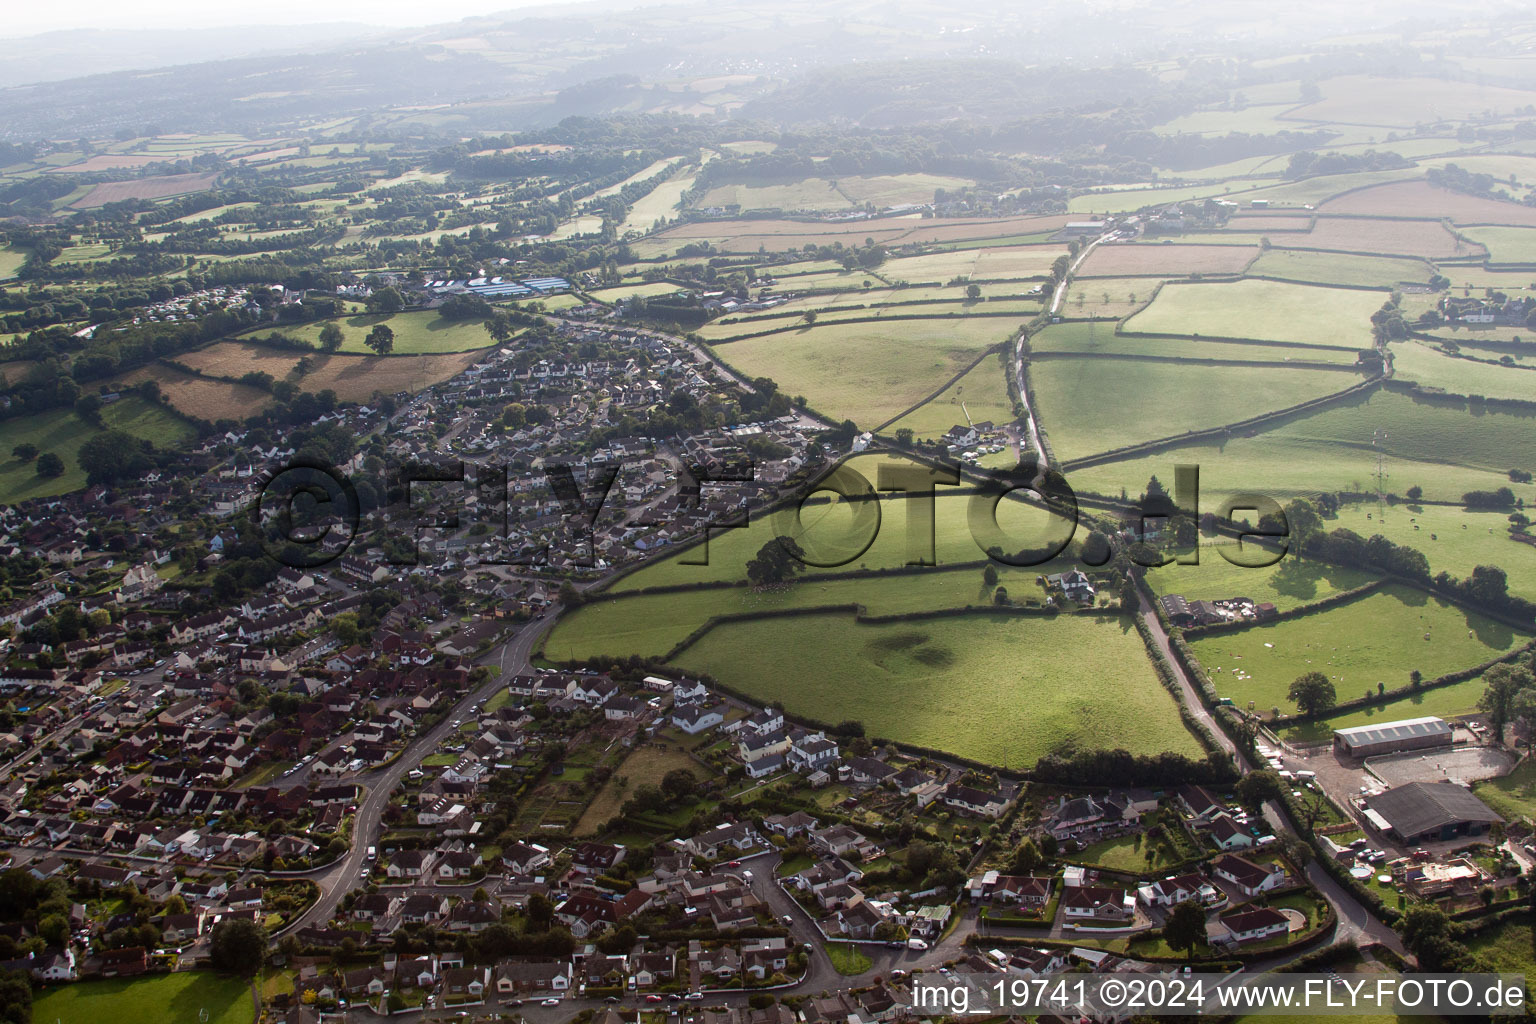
[607,452,1080,592]
[32,970,254,1024]
[1029,322,1361,365]
[1324,501,1536,603]
[697,178,852,212]
[1147,554,1379,614]
[1064,384,1536,507]
[1389,341,1536,401]
[881,244,1068,285]
[885,350,1014,436]
[1032,357,1363,463]
[1187,583,1528,714]
[671,610,1201,769]
[0,246,26,280]
[0,397,194,504]
[166,342,482,405]
[1460,225,1536,264]
[277,311,496,354]
[711,318,1016,427]
[1285,74,1536,128]
[1250,249,1433,287]
[1121,279,1383,348]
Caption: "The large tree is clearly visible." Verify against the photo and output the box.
[1163,899,1207,961]
[209,918,267,976]
[1479,663,1535,744]
[318,322,345,352]
[745,536,807,588]
[1287,671,1337,716]
[364,324,395,355]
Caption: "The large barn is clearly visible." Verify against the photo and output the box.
[1332,716,1453,759]
[1364,782,1502,843]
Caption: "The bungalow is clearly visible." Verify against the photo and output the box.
[1209,813,1257,851]
[442,965,491,998]
[1210,905,1288,946]
[1211,854,1287,897]
[388,849,435,879]
[1137,873,1208,908]
[943,783,1009,819]
[496,960,571,994]
[672,702,725,734]
[1060,885,1134,921]
[970,872,1053,909]
[99,946,148,977]
[1177,785,1226,822]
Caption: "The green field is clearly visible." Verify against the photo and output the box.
[712,318,1017,427]
[1472,761,1536,824]
[623,169,697,234]
[1279,671,1494,743]
[1030,322,1362,365]
[0,397,195,504]
[587,282,691,303]
[1250,249,1433,287]
[1033,357,1362,462]
[547,558,1081,661]
[610,453,1078,591]
[1188,583,1529,714]
[881,244,1067,285]
[279,310,497,354]
[1325,501,1536,602]
[1459,225,1536,264]
[0,245,25,280]
[886,351,1014,437]
[1063,388,1536,506]
[32,972,255,1024]
[1122,279,1384,348]
[671,610,1202,768]
[1389,341,1536,402]
[1148,552,1379,613]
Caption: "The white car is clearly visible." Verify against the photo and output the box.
[541,997,562,1007]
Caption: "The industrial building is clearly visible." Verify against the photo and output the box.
[1363,781,1502,843]
[1332,716,1453,759]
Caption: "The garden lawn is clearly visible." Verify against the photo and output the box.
[1187,583,1529,714]
[711,318,1017,427]
[826,943,873,975]
[670,611,1201,770]
[1121,279,1383,348]
[574,746,707,836]
[1032,357,1361,462]
[32,971,254,1024]
[280,310,497,354]
[886,350,1014,436]
[0,397,194,504]
[1073,831,1183,874]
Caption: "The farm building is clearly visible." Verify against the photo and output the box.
[1363,781,1502,843]
[1332,716,1453,759]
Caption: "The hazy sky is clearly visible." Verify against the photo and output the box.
[0,0,575,39]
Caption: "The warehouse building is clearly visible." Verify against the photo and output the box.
[1332,716,1453,759]
[1363,781,1502,843]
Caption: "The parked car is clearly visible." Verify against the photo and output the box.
[541,998,562,1007]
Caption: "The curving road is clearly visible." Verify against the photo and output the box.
[280,614,552,937]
